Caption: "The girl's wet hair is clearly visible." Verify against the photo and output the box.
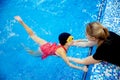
[58,32,71,45]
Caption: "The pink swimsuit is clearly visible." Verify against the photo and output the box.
[40,43,67,59]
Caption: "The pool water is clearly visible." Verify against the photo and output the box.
[0,0,100,80]
[0,0,120,80]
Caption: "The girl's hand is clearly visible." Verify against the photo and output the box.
[14,16,23,22]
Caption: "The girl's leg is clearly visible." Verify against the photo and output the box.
[27,48,42,57]
[21,43,42,57]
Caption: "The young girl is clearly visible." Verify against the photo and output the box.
[14,16,87,72]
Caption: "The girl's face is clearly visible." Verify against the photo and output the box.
[67,40,74,46]
[66,36,74,45]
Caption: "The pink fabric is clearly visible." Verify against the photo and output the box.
[40,43,57,59]
[40,43,67,59]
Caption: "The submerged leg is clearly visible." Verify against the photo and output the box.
[21,43,42,57]
[27,49,42,57]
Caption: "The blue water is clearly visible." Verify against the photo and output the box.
[1,0,119,80]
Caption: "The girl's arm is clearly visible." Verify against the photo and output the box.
[68,56,101,65]
[56,48,88,72]
[14,16,47,45]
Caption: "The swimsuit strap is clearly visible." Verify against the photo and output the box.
[58,45,67,52]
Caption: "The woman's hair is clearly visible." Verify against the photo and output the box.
[86,22,109,46]
[58,32,71,45]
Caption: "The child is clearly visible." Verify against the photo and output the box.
[14,16,87,72]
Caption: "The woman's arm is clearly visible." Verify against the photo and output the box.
[68,56,101,65]
[72,40,96,47]
[56,48,88,72]
[14,16,47,45]
[73,39,88,42]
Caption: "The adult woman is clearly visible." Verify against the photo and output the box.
[69,22,120,67]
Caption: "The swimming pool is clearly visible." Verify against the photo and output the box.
[0,0,119,80]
